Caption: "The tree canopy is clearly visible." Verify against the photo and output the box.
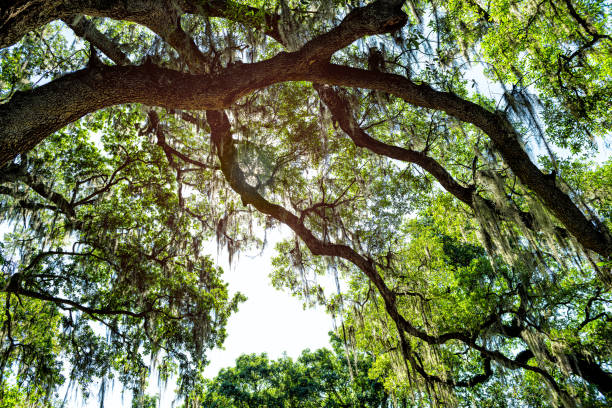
[0,0,611,407]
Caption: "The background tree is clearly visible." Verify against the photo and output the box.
[199,333,396,408]
[0,0,610,407]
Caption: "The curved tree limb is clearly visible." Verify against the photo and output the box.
[306,64,612,258]
[0,0,282,50]
[315,83,475,206]
[0,0,407,166]
[314,84,574,240]
[206,107,580,404]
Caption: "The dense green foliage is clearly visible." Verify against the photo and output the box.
[0,0,611,407]
[199,334,396,407]
[0,107,245,402]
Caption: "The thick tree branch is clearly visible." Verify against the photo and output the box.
[315,84,474,206]
[0,0,282,50]
[0,0,407,166]
[62,15,131,65]
[306,64,612,258]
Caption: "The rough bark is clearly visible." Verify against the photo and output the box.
[0,0,281,50]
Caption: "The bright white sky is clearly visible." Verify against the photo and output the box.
[203,230,333,376]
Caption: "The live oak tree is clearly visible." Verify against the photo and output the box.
[0,0,611,407]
